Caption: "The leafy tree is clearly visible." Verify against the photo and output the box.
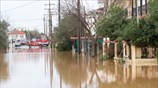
[53,13,79,51]
[56,0,128,55]
[54,13,78,43]
[148,0,158,21]
[148,0,158,47]
[24,29,40,40]
[122,18,150,47]
[96,5,128,41]
[0,20,9,52]
[122,0,158,47]
[29,29,40,39]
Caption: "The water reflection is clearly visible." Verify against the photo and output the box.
[1,48,51,88]
[0,48,157,88]
[0,54,9,82]
[95,61,158,88]
[53,52,88,88]
[52,51,158,88]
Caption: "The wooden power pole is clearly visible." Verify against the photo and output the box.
[43,14,46,35]
[58,0,61,25]
[140,0,143,16]
[145,0,147,14]
[132,0,134,17]
[0,0,1,21]
[77,0,81,54]
[48,0,53,50]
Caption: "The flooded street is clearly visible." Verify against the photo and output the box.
[0,47,158,88]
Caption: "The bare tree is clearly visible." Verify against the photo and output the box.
[58,0,130,56]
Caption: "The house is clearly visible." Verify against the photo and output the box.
[96,0,157,63]
[8,29,26,42]
[97,0,148,18]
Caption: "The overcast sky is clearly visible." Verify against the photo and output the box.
[0,0,100,33]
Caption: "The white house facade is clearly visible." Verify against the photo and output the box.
[8,29,26,42]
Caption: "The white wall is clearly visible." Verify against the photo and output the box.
[9,34,26,41]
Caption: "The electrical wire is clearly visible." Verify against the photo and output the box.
[59,0,126,18]
[14,18,43,22]
[59,0,77,15]
[63,0,75,11]
[1,0,41,12]
[84,0,93,11]
[1,0,44,1]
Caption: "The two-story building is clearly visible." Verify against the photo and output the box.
[8,29,26,42]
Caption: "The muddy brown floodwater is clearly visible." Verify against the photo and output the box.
[0,47,158,88]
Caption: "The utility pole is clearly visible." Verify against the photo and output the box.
[43,14,48,36]
[45,0,53,50]
[59,1,62,85]
[77,0,81,54]
[132,0,134,17]
[58,0,61,25]
[43,14,46,34]
[136,0,139,26]
[0,0,1,22]
[83,6,86,54]
[140,0,142,16]
[46,20,48,36]
[49,0,53,50]
[145,0,147,14]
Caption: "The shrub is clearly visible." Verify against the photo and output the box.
[56,41,71,51]
[98,54,109,62]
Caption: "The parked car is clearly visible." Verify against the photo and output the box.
[20,40,27,45]
[26,35,49,48]
[26,38,40,47]
[15,40,21,47]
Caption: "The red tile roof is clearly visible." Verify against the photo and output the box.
[8,30,25,35]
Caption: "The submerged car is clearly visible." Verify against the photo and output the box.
[20,40,27,45]
[15,40,21,47]
[26,38,40,47]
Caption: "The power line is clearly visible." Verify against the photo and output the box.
[63,0,74,11]
[1,0,139,1]
[1,0,47,1]
[84,0,93,11]
[1,0,41,12]
[13,18,43,22]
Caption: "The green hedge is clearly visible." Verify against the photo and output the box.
[56,41,71,51]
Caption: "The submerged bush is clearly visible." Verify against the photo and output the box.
[56,41,71,51]
[98,54,108,62]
